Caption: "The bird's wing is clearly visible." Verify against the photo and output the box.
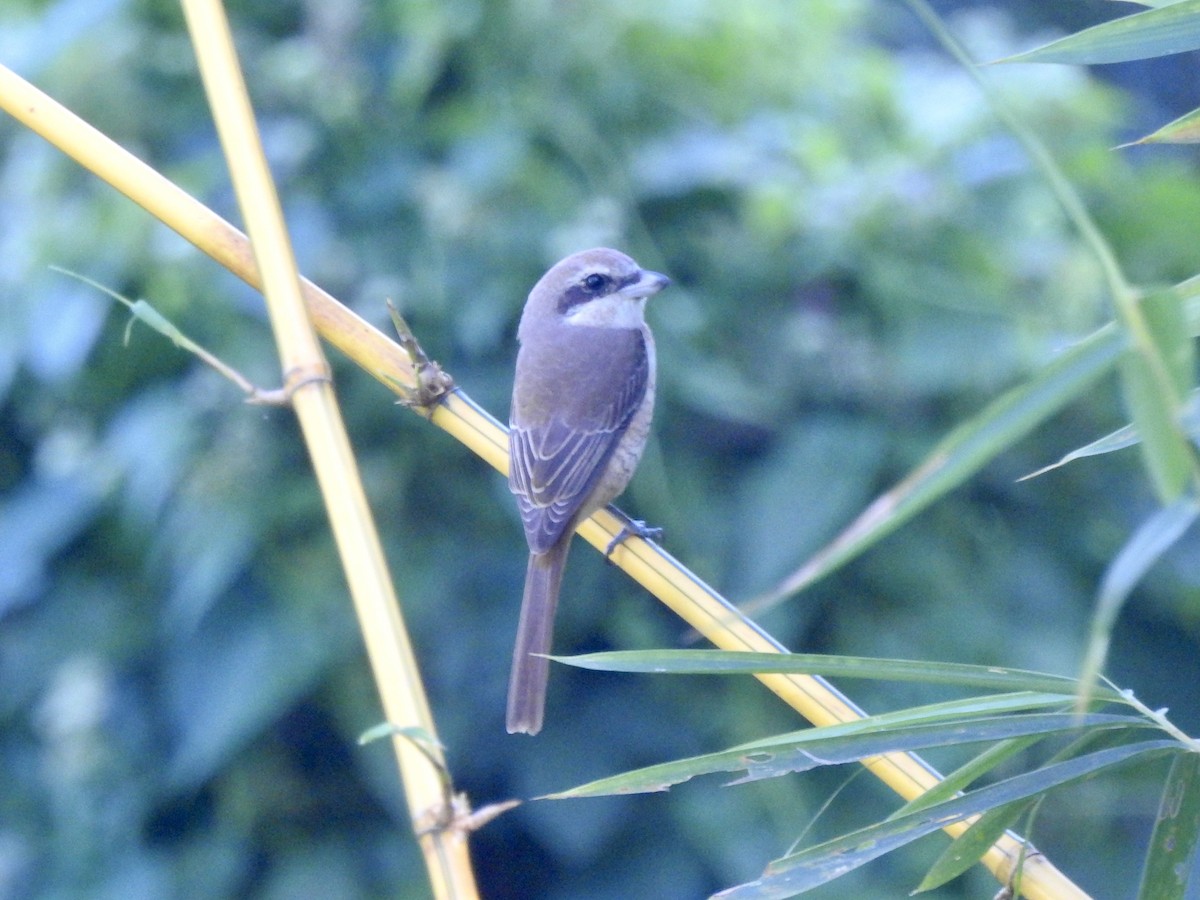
[509,335,648,554]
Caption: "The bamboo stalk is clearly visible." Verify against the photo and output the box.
[179,3,476,896]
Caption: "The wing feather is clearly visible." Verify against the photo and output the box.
[509,330,648,554]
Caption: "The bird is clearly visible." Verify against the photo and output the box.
[506,248,670,734]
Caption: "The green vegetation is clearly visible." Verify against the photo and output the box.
[4,1,1200,896]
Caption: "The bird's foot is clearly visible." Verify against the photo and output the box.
[604,514,663,558]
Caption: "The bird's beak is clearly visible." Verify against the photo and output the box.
[621,269,671,300]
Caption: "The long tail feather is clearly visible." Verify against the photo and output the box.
[506,538,571,734]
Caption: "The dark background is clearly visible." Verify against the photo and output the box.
[3,0,1200,897]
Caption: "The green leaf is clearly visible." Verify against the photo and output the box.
[893,735,1050,816]
[51,266,200,352]
[748,322,1126,609]
[744,203,1200,619]
[1121,352,1192,501]
[52,266,260,398]
[713,742,1180,898]
[357,722,443,751]
[556,649,1125,699]
[914,728,1108,891]
[1120,290,1197,502]
[916,798,1033,892]
[1078,498,1200,708]
[547,705,1146,799]
[1145,289,1196,396]
[1138,751,1200,899]
[1000,1,1200,66]
[1121,104,1200,145]
[1118,1,1196,8]
[1021,387,1200,481]
[1019,422,1140,481]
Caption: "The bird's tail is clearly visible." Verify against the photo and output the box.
[506,538,571,734]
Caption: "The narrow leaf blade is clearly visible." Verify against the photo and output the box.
[713,742,1180,898]
[1001,1,1200,65]
[1120,355,1192,501]
[1122,104,1200,145]
[749,324,1125,608]
[1019,422,1140,481]
[1022,386,1200,482]
[1138,751,1200,899]
[1119,290,1197,502]
[917,799,1033,891]
[1078,498,1200,707]
[894,735,1049,816]
[548,708,1145,799]
[557,649,1124,699]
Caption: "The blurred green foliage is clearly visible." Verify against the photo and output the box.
[3,0,1200,897]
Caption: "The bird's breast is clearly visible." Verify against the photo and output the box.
[583,324,656,513]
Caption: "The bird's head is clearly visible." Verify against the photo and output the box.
[521,248,670,332]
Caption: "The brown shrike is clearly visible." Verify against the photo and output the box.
[507,248,670,734]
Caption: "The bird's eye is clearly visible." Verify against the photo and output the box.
[583,273,609,293]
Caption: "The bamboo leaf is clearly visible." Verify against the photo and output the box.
[51,266,201,352]
[894,735,1050,816]
[1118,1,1195,8]
[1121,104,1200,145]
[1000,1,1200,66]
[1121,352,1192,501]
[1120,290,1197,503]
[547,707,1145,799]
[1019,422,1140,481]
[745,80,1200,619]
[556,649,1125,699]
[1078,498,1200,708]
[1021,388,1200,481]
[1144,288,1196,397]
[914,730,1108,890]
[51,266,265,399]
[916,798,1033,891]
[712,742,1180,899]
[747,323,1126,611]
[1138,751,1200,899]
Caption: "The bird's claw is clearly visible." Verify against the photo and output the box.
[604,518,663,558]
